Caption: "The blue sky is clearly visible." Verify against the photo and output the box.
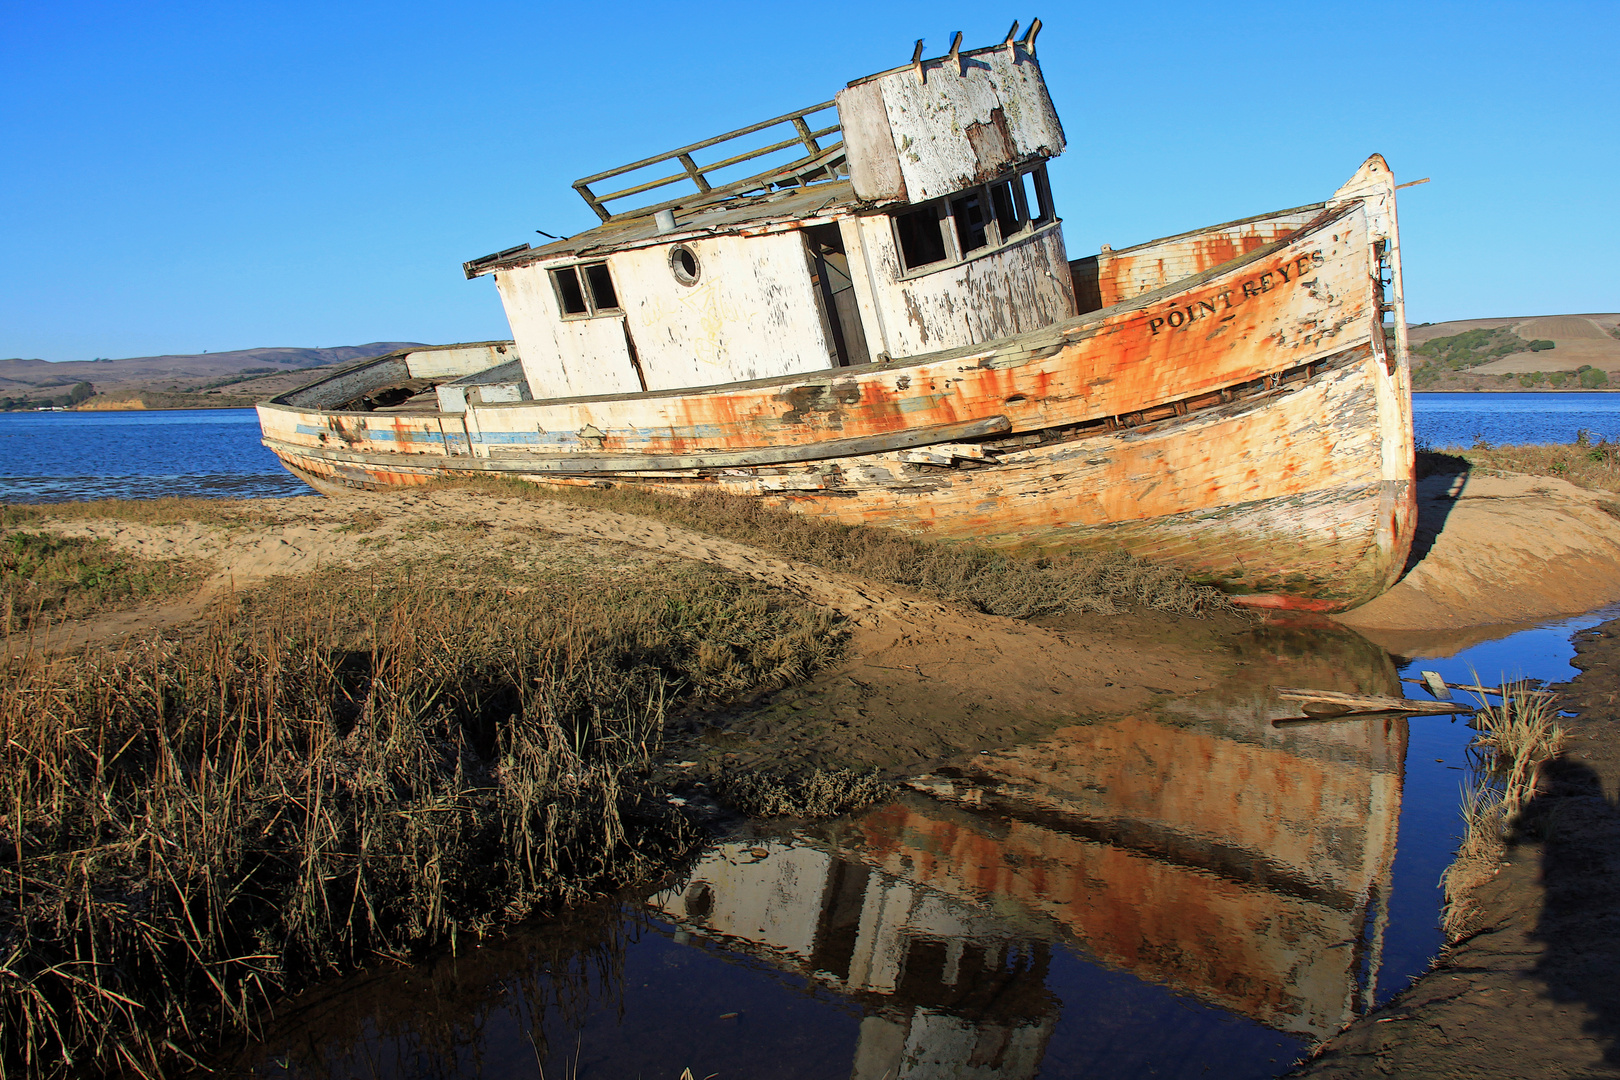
[3,1,1615,362]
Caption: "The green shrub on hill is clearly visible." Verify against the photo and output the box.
[1414,327,1541,370]
[1582,367,1610,388]
[1412,364,1442,388]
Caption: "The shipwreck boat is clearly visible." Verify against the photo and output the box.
[257,22,1416,611]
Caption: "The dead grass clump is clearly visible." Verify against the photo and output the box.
[0,565,843,1079]
[1,530,197,631]
[1471,680,1566,816]
[0,497,291,530]
[433,478,1230,619]
[1438,439,1620,496]
[331,509,385,534]
[1441,679,1566,938]
[710,765,890,819]
[1440,781,1509,939]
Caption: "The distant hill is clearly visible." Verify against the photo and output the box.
[1408,314,1620,391]
[0,343,426,409]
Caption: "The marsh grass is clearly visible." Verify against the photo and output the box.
[0,563,843,1079]
[430,478,1231,619]
[1470,680,1567,815]
[1441,678,1566,938]
[0,531,197,632]
[331,509,385,534]
[1429,434,1620,496]
[0,497,292,530]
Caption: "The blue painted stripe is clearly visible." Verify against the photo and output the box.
[293,423,444,445]
[470,431,543,444]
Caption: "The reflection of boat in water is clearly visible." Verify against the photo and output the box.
[652,630,1407,1074]
[657,841,1059,1079]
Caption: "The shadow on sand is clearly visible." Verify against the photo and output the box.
[1399,451,1471,580]
[1525,756,1620,1065]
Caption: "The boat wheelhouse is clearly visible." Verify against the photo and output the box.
[463,23,1073,399]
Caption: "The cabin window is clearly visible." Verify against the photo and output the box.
[890,163,1057,279]
[894,205,949,271]
[584,263,620,310]
[1017,166,1052,227]
[989,179,1022,238]
[669,244,701,286]
[550,261,621,319]
[951,191,991,254]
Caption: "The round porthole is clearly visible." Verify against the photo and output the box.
[683,881,713,920]
[669,244,701,286]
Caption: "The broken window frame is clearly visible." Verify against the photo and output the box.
[893,203,951,273]
[891,163,1057,280]
[1016,165,1054,229]
[548,261,623,320]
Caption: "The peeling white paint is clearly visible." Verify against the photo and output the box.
[838,46,1065,203]
[614,232,837,391]
[494,266,641,400]
[847,216,1076,358]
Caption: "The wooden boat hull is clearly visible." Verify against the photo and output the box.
[259,161,1415,612]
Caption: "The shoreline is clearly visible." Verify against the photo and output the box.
[1294,616,1620,1077]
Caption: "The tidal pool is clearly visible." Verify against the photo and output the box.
[200,610,1616,1079]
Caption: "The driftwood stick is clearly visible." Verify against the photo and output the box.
[1451,682,1557,700]
[1274,687,1463,715]
[1397,676,1558,700]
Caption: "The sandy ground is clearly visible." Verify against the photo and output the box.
[1335,469,1620,655]
[28,490,1227,772]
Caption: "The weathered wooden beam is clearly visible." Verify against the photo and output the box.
[1272,711,1418,728]
[268,416,1012,476]
[572,101,837,187]
[1274,687,1462,716]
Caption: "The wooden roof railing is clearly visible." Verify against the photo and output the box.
[572,101,843,222]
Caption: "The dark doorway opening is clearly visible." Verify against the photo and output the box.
[804,224,871,368]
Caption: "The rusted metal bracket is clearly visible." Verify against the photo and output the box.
[1021,17,1042,57]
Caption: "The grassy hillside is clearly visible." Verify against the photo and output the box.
[1407,314,1620,391]
[0,342,426,410]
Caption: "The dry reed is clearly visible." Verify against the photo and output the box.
[1440,678,1566,938]
[0,498,291,530]
[0,563,843,1079]
[1425,433,1620,496]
